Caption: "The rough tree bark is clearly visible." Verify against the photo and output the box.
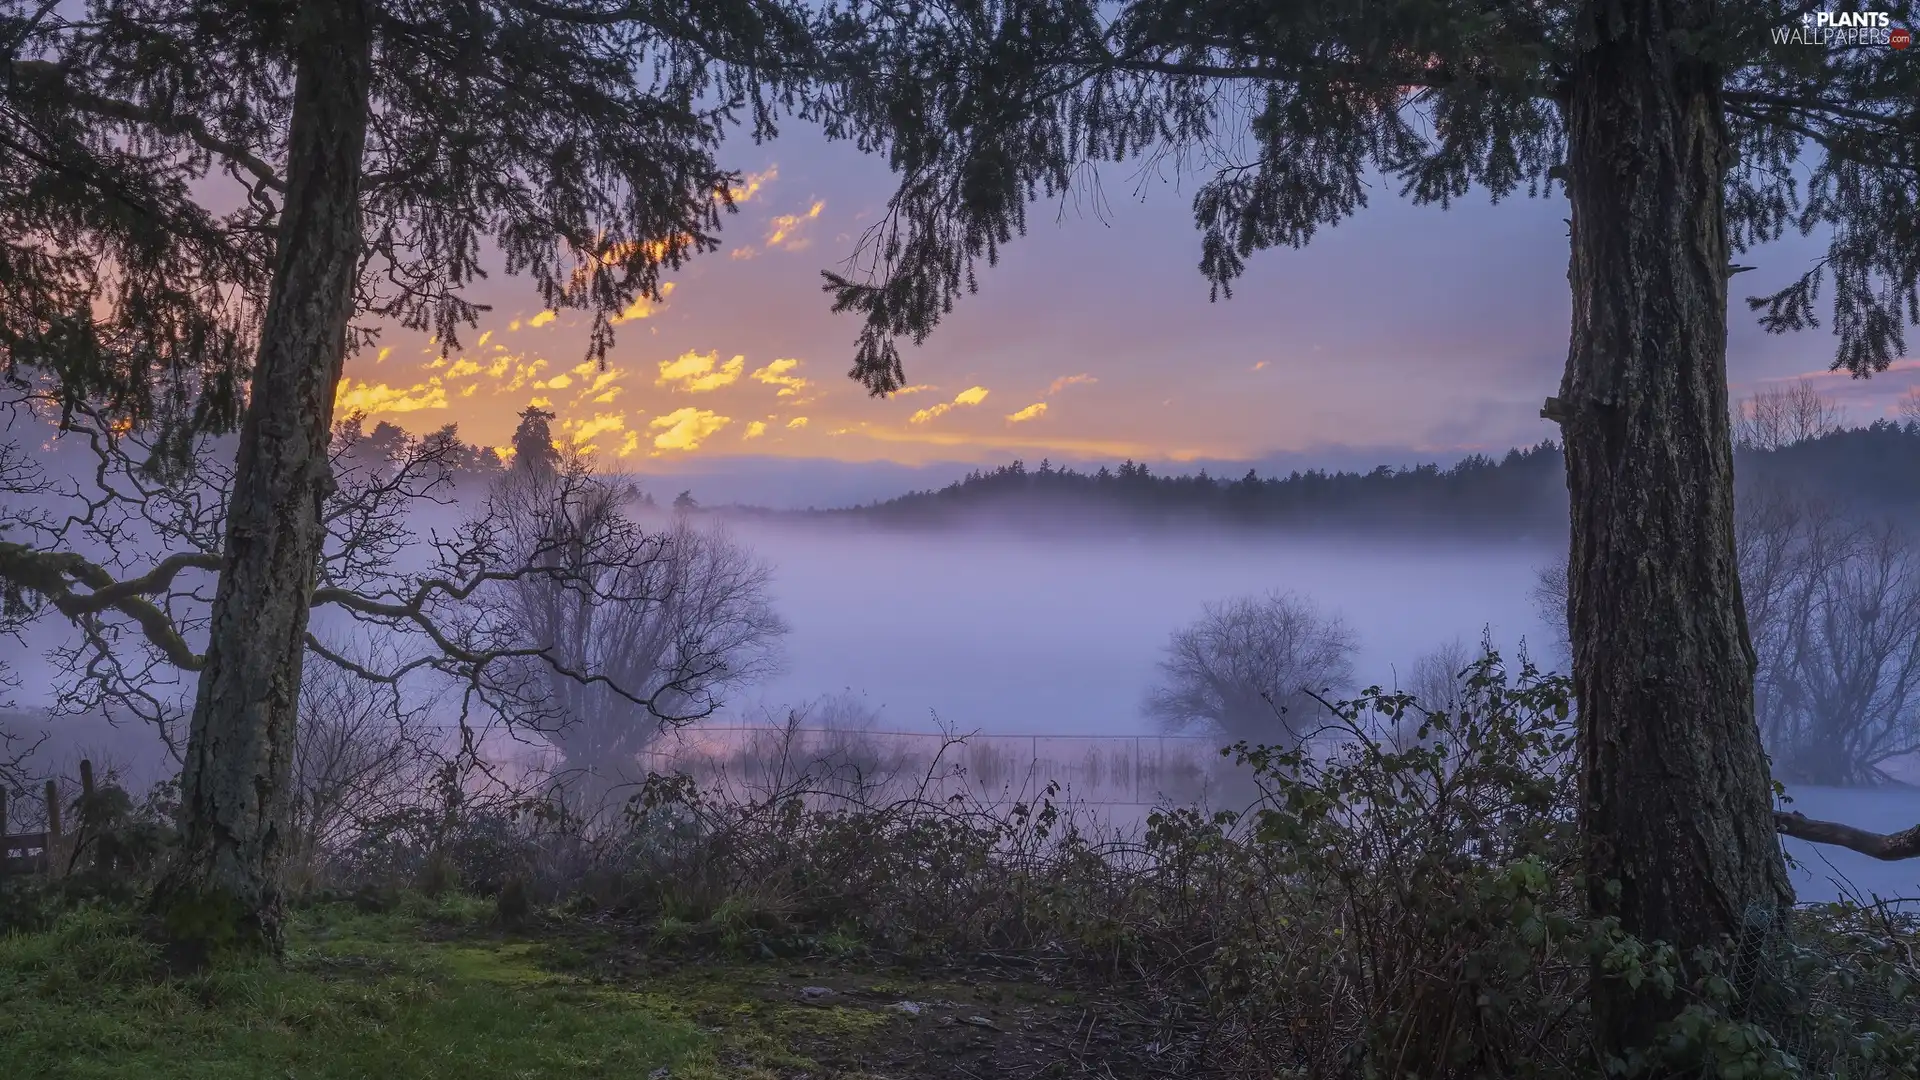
[1555,0,1795,1063]
[150,0,372,955]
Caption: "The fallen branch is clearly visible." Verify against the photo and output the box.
[1776,809,1920,861]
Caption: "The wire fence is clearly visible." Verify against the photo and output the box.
[433,722,1293,810]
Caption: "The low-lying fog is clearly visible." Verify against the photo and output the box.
[728,520,1559,736]
[9,506,1919,906]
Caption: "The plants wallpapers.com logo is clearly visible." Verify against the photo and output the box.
[1773,10,1913,49]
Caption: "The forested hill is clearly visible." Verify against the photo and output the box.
[804,420,1920,538]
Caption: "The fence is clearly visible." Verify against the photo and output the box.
[0,763,89,878]
[467,724,1316,812]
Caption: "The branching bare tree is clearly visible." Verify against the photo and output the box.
[0,389,750,824]
[285,653,434,894]
[1539,481,1920,788]
[1144,591,1356,748]
[1734,380,1846,453]
[482,458,787,790]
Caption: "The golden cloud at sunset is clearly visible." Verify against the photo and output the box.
[649,407,731,451]
[335,377,448,416]
[909,385,991,425]
[658,350,746,393]
[786,416,808,429]
[1006,402,1048,423]
[765,201,825,251]
[750,358,812,398]
[611,280,676,325]
[892,384,935,396]
[1047,373,1097,395]
[565,411,627,448]
[528,310,557,328]
[724,167,776,205]
[743,420,768,439]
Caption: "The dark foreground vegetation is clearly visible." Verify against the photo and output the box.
[7,655,1918,1079]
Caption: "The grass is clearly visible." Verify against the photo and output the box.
[0,895,707,1080]
[0,892,1075,1080]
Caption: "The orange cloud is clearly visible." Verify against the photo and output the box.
[650,407,731,451]
[565,411,627,449]
[528,310,557,328]
[658,350,746,392]
[335,377,448,416]
[1006,402,1048,423]
[724,167,777,205]
[892,384,935,396]
[751,358,812,398]
[786,416,809,429]
[611,280,676,325]
[909,385,991,425]
[765,201,825,251]
[1047,373,1096,395]
[743,420,768,439]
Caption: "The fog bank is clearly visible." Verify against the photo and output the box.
[731,520,1560,736]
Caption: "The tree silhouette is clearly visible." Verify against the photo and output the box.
[1144,591,1356,749]
[510,406,561,476]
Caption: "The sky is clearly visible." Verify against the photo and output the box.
[332,123,1920,496]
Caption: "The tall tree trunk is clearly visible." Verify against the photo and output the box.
[152,0,371,955]
[1558,0,1794,1065]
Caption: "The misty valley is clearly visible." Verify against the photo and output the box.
[11,405,1920,921]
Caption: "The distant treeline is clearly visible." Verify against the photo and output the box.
[810,420,1920,537]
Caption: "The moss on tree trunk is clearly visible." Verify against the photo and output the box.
[151,0,372,957]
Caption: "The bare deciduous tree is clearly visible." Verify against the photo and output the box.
[285,655,434,894]
[484,459,787,790]
[1144,591,1356,748]
[1761,514,1920,787]
[1734,380,1845,452]
[1539,480,1920,788]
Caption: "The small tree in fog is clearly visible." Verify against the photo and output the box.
[1144,591,1356,748]
[488,464,786,787]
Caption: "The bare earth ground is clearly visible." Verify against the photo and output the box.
[518,921,1179,1080]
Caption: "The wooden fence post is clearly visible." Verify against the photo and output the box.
[44,779,60,842]
[79,759,95,804]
